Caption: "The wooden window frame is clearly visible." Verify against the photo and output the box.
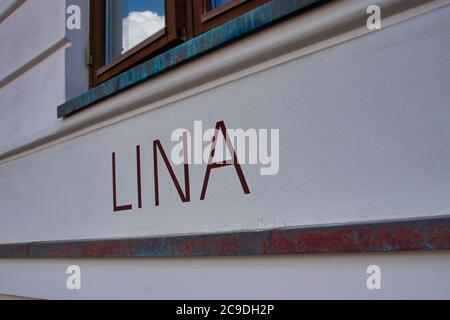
[89,0,193,87]
[193,0,271,34]
[89,0,270,87]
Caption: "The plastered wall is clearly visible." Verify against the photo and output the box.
[0,0,449,299]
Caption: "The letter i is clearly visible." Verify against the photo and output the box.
[136,145,142,209]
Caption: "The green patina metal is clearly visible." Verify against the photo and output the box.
[57,0,322,118]
[1,216,449,258]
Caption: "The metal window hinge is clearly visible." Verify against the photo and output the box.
[85,44,93,66]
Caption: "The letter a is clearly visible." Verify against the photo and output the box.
[366,265,381,290]
[66,5,81,30]
[200,121,250,200]
[367,5,381,30]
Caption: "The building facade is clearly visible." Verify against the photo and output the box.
[0,0,450,299]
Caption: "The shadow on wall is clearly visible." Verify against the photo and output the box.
[0,294,38,300]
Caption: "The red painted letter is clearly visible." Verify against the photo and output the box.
[200,121,250,200]
[136,145,142,209]
[112,152,133,212]
[153,132,190,206]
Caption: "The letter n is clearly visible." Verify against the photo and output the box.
[200,121,250,200]
[153,132,190,206]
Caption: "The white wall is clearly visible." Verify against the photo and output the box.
[0,252,449,299]
[1,0,450,243]
[0,0,67,154]
[0,0,450,299]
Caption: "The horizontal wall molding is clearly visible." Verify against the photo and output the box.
[0,0,25,24]
[0,0,448,164]
[0,216,449,258]
[0,37,69,89]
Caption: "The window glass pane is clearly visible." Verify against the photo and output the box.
[105,0,165,64]
[211,0,232,9]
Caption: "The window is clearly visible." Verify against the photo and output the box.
[90,0,271,86]
[194,0,270,34]
[104,0,166,64]
[90,0,190,86]
[211,0,233,9]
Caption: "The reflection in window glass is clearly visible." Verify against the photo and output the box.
[211,0,232,9]
[105,0,165,64]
